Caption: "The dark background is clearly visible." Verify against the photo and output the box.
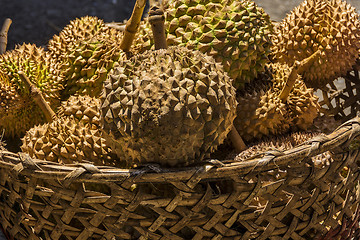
[0,0,136,50]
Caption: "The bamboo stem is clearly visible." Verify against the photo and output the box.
[119,0,147,52]
[148,6,167,50]
[279,50,321,102]
[0,18,12,54]
[18,71,57,122]
[230,126,247,153]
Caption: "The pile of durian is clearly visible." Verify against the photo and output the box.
[0,0,359,169]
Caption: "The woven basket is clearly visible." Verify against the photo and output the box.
[0,65,359,239]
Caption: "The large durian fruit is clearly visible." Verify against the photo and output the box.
[0,44,63,138]
[234,53,320,142]
[100,46,237,167]
[271,0,360,88]
[48,16,127,99]
[134,0,273,89]
[21,95,119,166]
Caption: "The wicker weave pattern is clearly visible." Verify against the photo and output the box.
[319,63,360,122]
[0,117,358,239]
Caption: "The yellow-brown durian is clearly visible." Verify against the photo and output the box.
[100,46,237,167]
[271,0,360,88]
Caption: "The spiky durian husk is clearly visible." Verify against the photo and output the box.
[271,0,360,88]
[48,16,122,58]
[234,62,320,142]
[235,131,331,167]
[269,63,320,130]
[234,79,289,142]
[0,44,63,137]
[100,46,237,167]
[58,36,126,98]
[57,95,101,126]
[48,16,125,98]
[21,116,118,166]
[0,43,62,104]
[134,0,273,89]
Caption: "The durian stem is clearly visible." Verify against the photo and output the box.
[18,71,57,122]
[230,126,247,153]
[119,0,147,52]
[279,50,321,102]
[0,18,12,54]
[149,6,167,50]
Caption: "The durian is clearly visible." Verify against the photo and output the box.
[234,52,320,141]
[235,131,331,167]
[60,37,128,98]
[100,44,237,167]
[48,16,126,98]
[0,44,63,137]
[235,131,317,161]
[134,0,273,89]
[57,95,101,126]
[270,62,320,130]
[271,0,360,88]
[234,78,289,141]
[21,93,119,166]
[48,16,123,59]
[21,116,117,166]
[48,5,147,99]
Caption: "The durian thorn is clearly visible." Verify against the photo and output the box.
[120,0,147,52]
[279,50,321,102]
[18,71,57,123]
[0,18,12,54]
[230,126,247,153]
[149,6,167,50]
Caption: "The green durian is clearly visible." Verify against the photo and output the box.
[48,16,127,98]
[134,0,273,89]
[0,44,63,137]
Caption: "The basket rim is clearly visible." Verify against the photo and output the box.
[0,116,359,184]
